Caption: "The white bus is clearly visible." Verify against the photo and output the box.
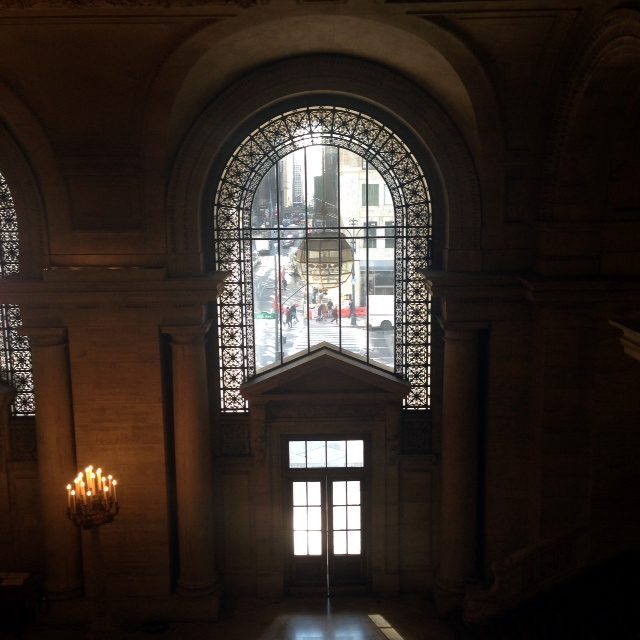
[367,294,394,330]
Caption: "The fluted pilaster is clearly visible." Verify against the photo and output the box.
[22,327,82,599]
[162,323,218,596]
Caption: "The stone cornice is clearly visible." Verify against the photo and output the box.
[0,268,229,307]
[420,269,523,301]
[0,0,265,8]
[520,275,640,306]
[422,269,640,306]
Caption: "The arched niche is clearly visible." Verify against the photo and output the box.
[544,9,640,225]
[167,55,482,276]
[144,12,502,164]
[0,104,48,278]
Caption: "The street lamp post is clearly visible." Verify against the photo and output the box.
[349,218,358,326]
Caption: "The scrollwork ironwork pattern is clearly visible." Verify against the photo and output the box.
[0,173,35,416]
[213,106,431,412]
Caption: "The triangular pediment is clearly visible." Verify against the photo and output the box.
[241,345,409,401]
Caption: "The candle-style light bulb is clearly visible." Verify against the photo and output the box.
[66,466,118,527]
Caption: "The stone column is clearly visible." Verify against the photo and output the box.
[436,323,484,612]
[22,327,82,599]
[162,323,218,597]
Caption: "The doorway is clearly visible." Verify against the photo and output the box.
[284,438,368,594]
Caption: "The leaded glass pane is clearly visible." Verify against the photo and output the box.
[213,106,431,411]
[0,173,34,416]
[346,440,364,468]
[326,441,346,467]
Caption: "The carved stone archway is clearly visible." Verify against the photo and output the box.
[166,55,482,277]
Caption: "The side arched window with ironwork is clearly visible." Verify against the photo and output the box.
[0,171,35,416]
[213,106,431,412]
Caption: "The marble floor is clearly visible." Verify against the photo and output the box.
[8,594,456,640]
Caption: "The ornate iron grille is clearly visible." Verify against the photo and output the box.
[213,106,431,412]
[0,173,35,416]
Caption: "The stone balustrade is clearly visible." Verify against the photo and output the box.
[463,527,591,623]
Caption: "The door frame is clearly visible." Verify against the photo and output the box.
[281,435,371,594]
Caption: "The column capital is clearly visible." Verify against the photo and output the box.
[161,320,212,345]
[20,326,67,347]
[437,318,488,340]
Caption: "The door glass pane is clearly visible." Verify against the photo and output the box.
[347,530,361,555]
[308,531,322,556]
[307,441,326,468]
[347,440,364,467]
[293,506,307,530]
[334,530,347,555]
[347,505,360,530]
[292,481,324,557]
[293,481,307,506]
[333,505,346,530]
[326,441,346,467]
[333,481,346,506]
[307,506,322,530]
[347,481,360,505]
[289,441,306,468]
[294,530,307,555]
[307,481,321,506]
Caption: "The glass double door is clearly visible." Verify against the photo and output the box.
[285,439,367,593]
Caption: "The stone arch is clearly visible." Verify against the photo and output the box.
[0,115,48,278]
[0,120,42,416]
[166,55,482,277]
[212,103,432,411]
[543,8,640,228]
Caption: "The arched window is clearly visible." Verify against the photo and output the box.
[0,171,34,416]
[213,106,431,412]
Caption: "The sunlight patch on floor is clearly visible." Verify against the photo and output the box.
[368,614,405,640]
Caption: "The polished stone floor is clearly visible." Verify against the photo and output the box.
[9,594,456,640]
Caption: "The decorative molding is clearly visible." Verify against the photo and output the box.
[423,269,640,308]
[421,269,523,301]
[521,275,640,307]
[0,0,267,7]
[267,402,382,420]
[0,270,229,307]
